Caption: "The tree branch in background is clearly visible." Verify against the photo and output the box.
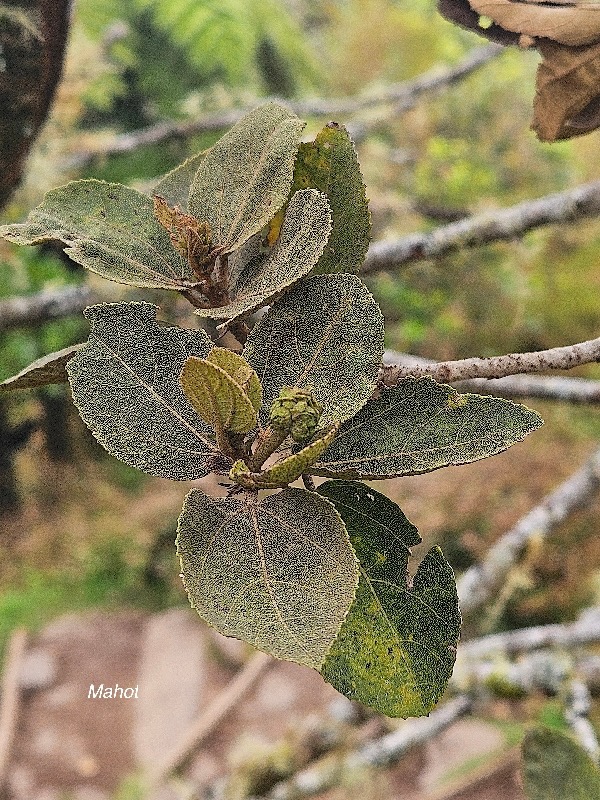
[362,180,600,275]
[257,696,471,800]
[383,350,600,403]
[381,336,600,385]
[67,45,501,169]
[565,681,600,764]
[0,286,96,332]
[0,0,71,210]
[457,448,600,616]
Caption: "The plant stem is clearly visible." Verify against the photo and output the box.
[248,425,287,472]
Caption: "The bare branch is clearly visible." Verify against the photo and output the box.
[565,680,600,763]
[260,696,471,800]
[381,337,600,385]
[362,180,600,275]
[67,46,500,169]
[150,651,272,786]
[0,629,27,792]
[458,448,600,616]
[0,285,95,332]
[461,608,600,661]
[382,350,600,402]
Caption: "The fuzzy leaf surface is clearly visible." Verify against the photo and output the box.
[231,425,338,489]
[177,488,359,668]
[153,151,208,210]
[0,344,83,392]
[189,103,305,251]
[243,274,384,427]
[318,481,460,717]
[269,123,370,274]
[206,348,262,413]
[0,181,196,289]
[180,356,257,434]
[196,188,332,321]
[522,725,600,800]
[67,302,217,479]
[314,377,543,479]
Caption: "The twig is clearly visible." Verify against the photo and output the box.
[261,696,471,800]
[67,46,500,169]
[0,285,95,332]
[381,336,600,384]
[565,680,600,763]
[0,628,28,792]
[382,350,600,402]
[457,448,600,616]
[461,608,600,661]
[149,651,272,787]
[361,180,600,275]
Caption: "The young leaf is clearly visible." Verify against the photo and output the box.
[0,344,83,393]
[180,356,258,435]
[313,377,543,479]
[176,488,359,668]
[230,424,338,489]
[243,274,385,427]
[188,102,305,252]
[153,150,208,211]
[194,188,332,321]
[206,348,262,413]
[67,302,218,480]
[269,123,370,274]
[0,181,197,290]
[318,481,460,718]
[522,725,600,800]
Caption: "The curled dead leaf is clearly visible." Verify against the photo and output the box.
[437,0,600,141]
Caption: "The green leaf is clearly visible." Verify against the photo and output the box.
[0,181,197,290]
[269,123,370,275]
[314,377,543,479]
[67,302,218,479]
[194,188,332,321]
[230,424,338,489]
[180,356,257,434]
[176,487,359,668]
[206,348,262,413]
[0,344,83,392]
[153,150,208,210]
[318,481,460,718]
[188,103,305,252]
[522,726,600,800]
[243,274,384,427]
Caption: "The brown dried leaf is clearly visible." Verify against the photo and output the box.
[534,39,600,140]
[437,0,600,141]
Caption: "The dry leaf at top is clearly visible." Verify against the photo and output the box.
[437,0,600,141]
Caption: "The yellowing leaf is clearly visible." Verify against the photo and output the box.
[318,481,460,718]
[177,488,359,668]
[230,425,338,489]
[206,348,262,413]
[181,356,258,434]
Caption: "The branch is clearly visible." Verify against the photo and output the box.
[149,651,272,786]
[382,350,600,402]
[457,448,600,616]
[461,608,600,661]
[381,337,600,384]
[0,628,27,792]
[565,680,600,764]
[0,285,95,332]
[258,696,471,800]
[361,180,600,275]
[67,45,500,169]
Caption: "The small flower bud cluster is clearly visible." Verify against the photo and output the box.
[269,387,323,442]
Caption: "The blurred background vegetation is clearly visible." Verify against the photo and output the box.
[1,0,600,665]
